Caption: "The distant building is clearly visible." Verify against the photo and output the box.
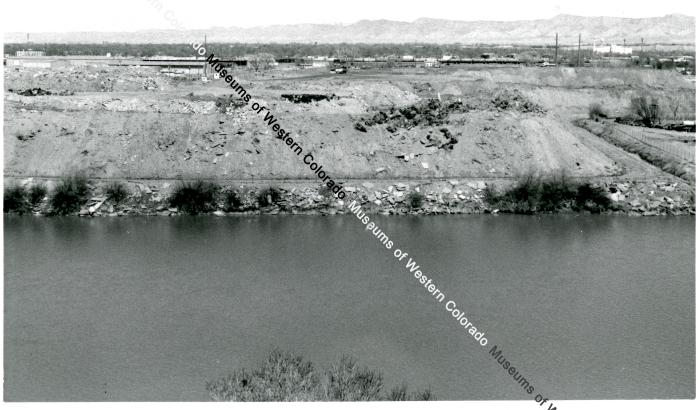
[592,42,633,55]
[297,58,327,68]
[425,57,440,67]
[15,49,45,57]
[674,56,695,63]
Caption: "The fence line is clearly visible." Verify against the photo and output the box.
[615,126,695,163]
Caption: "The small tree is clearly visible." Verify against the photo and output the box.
[407,191,424,209]
[630,94,662,127]
[256,187,282,207]
[223,189,243,212]
[104,181,129,205]
[248,53,276,72]
[4,186,28,214]
[667,95,682,123]
[50,175,90,215]
[29,184,48,206]
[588,103,607,120]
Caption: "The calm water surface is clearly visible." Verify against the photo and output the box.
[3,215,695,401]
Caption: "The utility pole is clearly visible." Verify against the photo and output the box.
[203,35,207,78]
[554,32,559,65]
[640,37,644,65]
[577,34,581,67]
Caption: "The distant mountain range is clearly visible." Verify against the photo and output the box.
[4,14,695,44]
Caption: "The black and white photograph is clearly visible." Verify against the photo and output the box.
[1,0,696,407]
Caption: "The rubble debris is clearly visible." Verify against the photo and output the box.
[491,89,544,113]
[421,128,459,150]
[142,78,158,90]
[355,98,470,131]
[11,88,74,97]
[281,94,335,103]
[16,133,35,141]
[412,82,435,97]
[7,66,170,94]
[213,94,247,114]
[184,93,246,115]
[155,136,176,151]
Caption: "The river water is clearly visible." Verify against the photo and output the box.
[3,215,695,401]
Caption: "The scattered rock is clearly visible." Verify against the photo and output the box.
[609,192,625,202]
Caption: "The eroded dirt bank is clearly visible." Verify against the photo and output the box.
[4,65,695,215]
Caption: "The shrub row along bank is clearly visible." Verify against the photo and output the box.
[4,175,89,215]
[3,177,289,216]
[206,349,434,401]
[484,173,613,214]
[167,180,285,214]
[5,177,693,216]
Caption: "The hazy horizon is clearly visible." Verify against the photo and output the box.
[1,0,696,33]
[3,13,694,46]
[3,13,696,36]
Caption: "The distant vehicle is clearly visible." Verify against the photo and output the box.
[540,62,556,67]
[332,67,347,74]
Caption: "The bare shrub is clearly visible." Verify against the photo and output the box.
[630,94,662,127]
[588,103,607,120]
[248,53,276,71]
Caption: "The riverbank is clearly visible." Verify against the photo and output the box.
[4,176,695,216]
[4,67,695,217]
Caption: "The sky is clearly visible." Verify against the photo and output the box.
[1,0,696,32]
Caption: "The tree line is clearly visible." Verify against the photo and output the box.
[5,42,567,59]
